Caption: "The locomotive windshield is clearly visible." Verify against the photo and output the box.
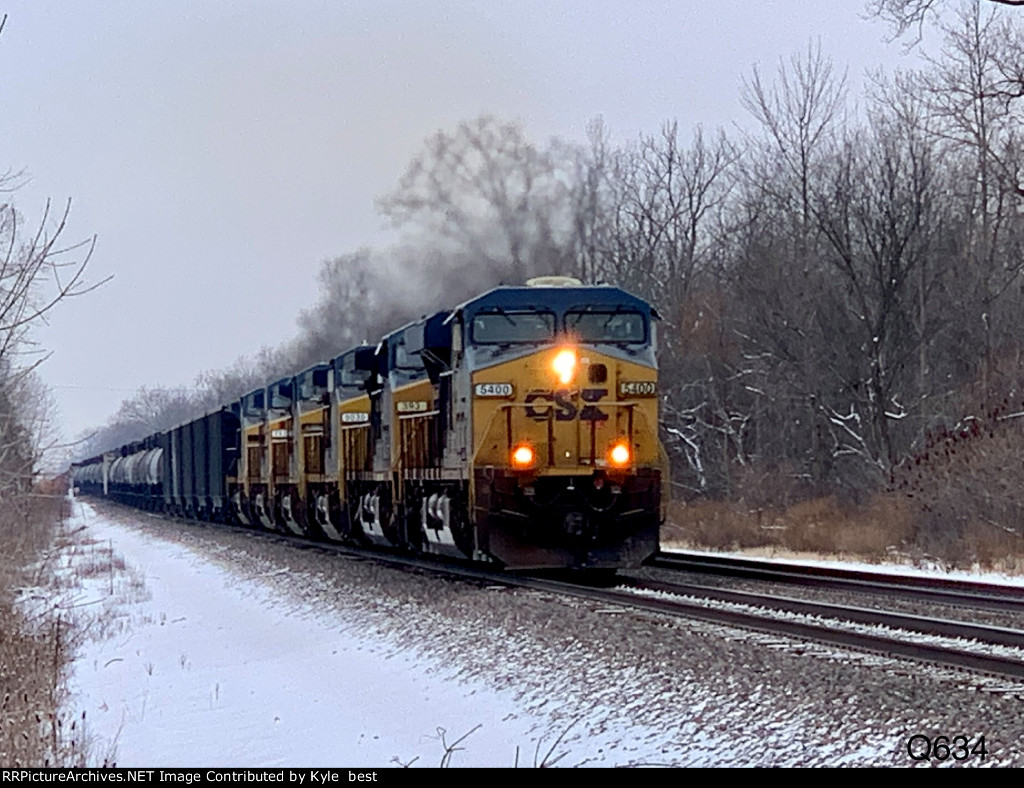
[243,389,265,416]
[269,383,293,410]
[298,370,329,403]
[471,310,556,344]
[565,310,647,344]
[336,356,366,390]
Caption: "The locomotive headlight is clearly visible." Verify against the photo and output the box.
[609,441,631,468]
[512,443,536,469]
[552,348,577,385]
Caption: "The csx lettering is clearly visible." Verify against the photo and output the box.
[580,387,610,422]
[553,389,576,421]
[524,389,553,419]
[525,389,608,421]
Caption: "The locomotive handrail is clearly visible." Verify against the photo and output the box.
[398,409,440,420]
[471,399,658,471]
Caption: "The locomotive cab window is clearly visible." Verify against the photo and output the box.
[298,377,318,402]
[298,369,330,403]
[336,353,368,392]
[390,324,427,372]
[269,381,293,410]
[393,340,422,371]
[565,310,647,344]
[471,310,556,344]
[242,390,265,417]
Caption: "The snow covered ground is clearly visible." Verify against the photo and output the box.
[62,500,557,767]
[57,497,1024,767]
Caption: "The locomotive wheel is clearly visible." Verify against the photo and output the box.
[313,491,346,542]
[276,490,306,536]
[253,491,276,531]
[233,490,253,526]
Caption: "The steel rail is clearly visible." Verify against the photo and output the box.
[652,551,1024,613]
[618,576,1024,647]
[520,575,1024,681]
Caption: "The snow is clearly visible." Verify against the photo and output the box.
[64,498,738,768]
[62,500,562,767]
[56,497,1024,767]
[662,547,1024,588]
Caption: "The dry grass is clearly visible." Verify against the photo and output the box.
[666,487,1024,572]
[0,485,93,767]
[665,493,925,566]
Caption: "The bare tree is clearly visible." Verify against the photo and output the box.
[891,1,1024,399]
[0,183,105,490]
[812,106,941,473]
[0,13,106,480]
[555,116,616,284]
[741,41,848,252]
[622,122,736,309]
[867,0,1024,203]
[0,197,102,371]
[867,0,1023,41]
[192,355,275,414]
[726,43,850,493]
[377,115,572,283]
[294,249,378,366]
[76,386,195,460]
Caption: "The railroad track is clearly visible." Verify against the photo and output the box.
[94,500,1024,684]
[605,575,1024,681]
[651,550,1024,614]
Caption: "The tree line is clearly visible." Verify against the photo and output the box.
[83,1,1024,540]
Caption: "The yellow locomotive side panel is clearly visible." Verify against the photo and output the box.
[336,392,372,486]
[392,379,437,474]
[298,405,329,492]
[237,419,270,528]
[471,347,661,474]
[242,423,265,486]
[268,415,292,485]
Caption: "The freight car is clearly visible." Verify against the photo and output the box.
[72,277,667,570]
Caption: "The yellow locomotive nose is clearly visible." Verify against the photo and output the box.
[552,347,577,385]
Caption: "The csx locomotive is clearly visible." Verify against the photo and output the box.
[73,277,667,570]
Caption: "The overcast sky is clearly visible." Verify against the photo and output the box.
[0,1,915,444]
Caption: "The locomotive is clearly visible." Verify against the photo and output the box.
[73,277,667,570]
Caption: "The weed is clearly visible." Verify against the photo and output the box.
[0,487,92,766]
[665,493,915,562]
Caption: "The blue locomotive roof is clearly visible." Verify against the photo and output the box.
[451,285,657,322]
[297,361,330,376]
